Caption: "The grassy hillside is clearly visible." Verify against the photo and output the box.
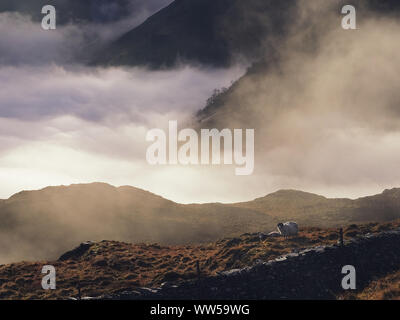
[0,220,398,300]
[2,183,400,264]
[342,270,400,300]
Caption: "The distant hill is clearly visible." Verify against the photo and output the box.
[1,183,400,264]
[234,189,400,227]
[0,183,275,264]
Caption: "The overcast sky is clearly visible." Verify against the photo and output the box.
[0,8,247,202]
[1,1,400,203]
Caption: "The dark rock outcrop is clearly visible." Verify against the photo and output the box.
[58,241,94,261]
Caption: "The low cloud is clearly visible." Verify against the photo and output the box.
[0,63,246,200]
[0,0,173,65]
[0,6,249,204]
[199,1,400,199]
[2,0,400,206]
[0,65,244,122]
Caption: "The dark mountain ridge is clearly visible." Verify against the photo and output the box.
[95,0,296,68]
[0,0,169,24]
[96,0,400,68]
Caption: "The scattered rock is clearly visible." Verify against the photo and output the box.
[258,233,268,241]
[224,238,241,247]
[93,258,108,267]
[268,231,282,237]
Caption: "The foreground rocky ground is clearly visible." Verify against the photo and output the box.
[0,220,399,300]
[339,269,400,300]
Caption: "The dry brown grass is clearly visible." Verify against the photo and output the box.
[340,270,400,300]
[0,220,399,300]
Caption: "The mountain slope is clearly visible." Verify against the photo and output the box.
[95,0,400,68]
[95,0,296,67]
[196,0,400,123]
[0,0,170,24]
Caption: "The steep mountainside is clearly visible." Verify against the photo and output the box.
[95,0,400,68]
[195,0,400,123]
[0,0,170,24]
[95,0,296,67]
